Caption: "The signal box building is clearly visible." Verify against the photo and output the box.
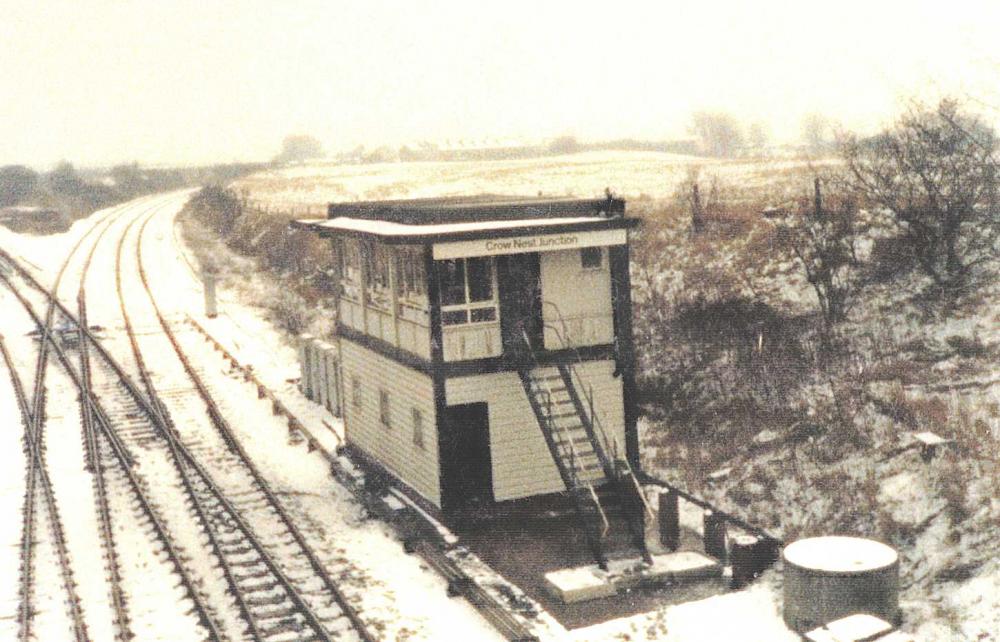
[294,195,647,565]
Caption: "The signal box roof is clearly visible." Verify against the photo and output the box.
[291,194,638,244]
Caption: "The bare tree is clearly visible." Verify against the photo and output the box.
[747,122,770,158]
[841,99,999,289]
[273,134,325,164]
[801,113,833,155]
[779,177,860,327]
[689,111,744,158]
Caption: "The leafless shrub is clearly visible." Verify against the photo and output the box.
[842,98,1000,290]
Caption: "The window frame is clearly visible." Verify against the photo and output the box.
[438,257,499,327]
[340,238,362,302]
[411,407,424,449]
[363,240,393,311]
[394,246,429,314]
[352,376,363,409]
[379,388,391,427]
[580,246,603,270]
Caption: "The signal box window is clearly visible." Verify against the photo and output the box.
[352,377,363,409]
[412,408,424,449]
[379,389,391,427]
[580,247,603,269]
[438,257,498,326]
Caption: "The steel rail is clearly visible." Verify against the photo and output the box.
[135,209,377,642]
[2,330,90,642]
[113,214,264,641]
[76,293,132,641]
[1,335,42,642]
[0,265,226,641]
[7,202,133,642]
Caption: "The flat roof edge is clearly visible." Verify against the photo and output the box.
[290,216,639,244]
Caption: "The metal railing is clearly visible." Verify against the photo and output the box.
[540,301,654,521]
[520,329,610,537]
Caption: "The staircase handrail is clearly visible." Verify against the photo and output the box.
[539,301,619,466]
[520,328,583,486]
[519,327,616,566]
[588,484,611,538]
[541,301,653,521]
[612,436,655,521]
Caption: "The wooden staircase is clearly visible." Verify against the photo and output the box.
[518,364,652,571]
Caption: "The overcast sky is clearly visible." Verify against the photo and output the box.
[3,0,999,168]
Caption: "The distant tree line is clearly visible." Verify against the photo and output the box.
[0,160,264,225]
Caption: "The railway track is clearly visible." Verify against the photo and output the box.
[4,202,133,642]
[0,192,378,641]
[0,334,88,642]
[3,194,377,641]
[0,207,218,641]
[123,210,375,640]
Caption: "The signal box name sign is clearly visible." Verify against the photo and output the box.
[433,228,626,260]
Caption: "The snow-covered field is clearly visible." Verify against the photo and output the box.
[232,150,832,209]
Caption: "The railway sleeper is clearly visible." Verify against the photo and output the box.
[220,542,256,556]
[231,566,272,582]
[251,605,301,621]
[243,593,289,607]
[226,554,266,568]
[236,577,281,592]
[257,615,307,637]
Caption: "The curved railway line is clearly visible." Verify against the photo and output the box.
[0,193,377,642]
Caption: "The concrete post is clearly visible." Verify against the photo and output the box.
[202,269,218,318]
[703,511,728,562]
[659,489,680,551]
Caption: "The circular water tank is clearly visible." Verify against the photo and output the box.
[783,536,900,633]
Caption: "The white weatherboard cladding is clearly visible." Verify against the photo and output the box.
[540,248,614,349]
[442,322,503,361]
[341,339,440,505]
[433,228,626,259]
[339,298,431,360]
[445,360,626,502]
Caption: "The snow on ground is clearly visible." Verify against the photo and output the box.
[8,185,993,640]
[570,573,797,642]
[0,337,28,640]
[139,195,506,641]
[233,151,833,208]
[166,193,817,641]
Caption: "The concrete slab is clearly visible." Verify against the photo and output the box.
[612,551,722,590]
[806,613,895,642]
[452,494,726,628]
[545,551,722,604]
[544,567,617,604]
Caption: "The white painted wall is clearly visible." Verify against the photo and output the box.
[442,322,502,361]
[445,359,625,502]
[540,248,614,349]
[341,339,440,505]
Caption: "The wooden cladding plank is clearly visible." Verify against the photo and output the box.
[341,339,440,505]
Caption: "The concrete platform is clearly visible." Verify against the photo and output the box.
[545,551,722,604]
[544,566,618,604]
[453,495,728,629]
